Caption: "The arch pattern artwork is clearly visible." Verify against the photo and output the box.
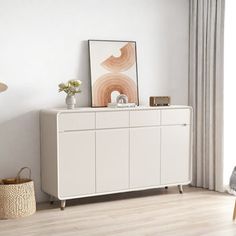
[101,43,135,72]
[92,73,138,107]
[89,40,139,107]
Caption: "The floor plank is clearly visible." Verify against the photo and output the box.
[0,187,235,236]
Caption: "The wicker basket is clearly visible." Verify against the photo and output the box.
[0,167,36,219]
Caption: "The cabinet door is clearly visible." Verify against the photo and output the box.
[58,131,95,198]
[130,127,161,188]
[161,125,190,184]
[96,129,129,193]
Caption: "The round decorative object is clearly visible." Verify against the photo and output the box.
[65,95,76,109]
[0,82,8,93]
[116,94,128,104]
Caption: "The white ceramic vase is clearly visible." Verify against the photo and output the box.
[65,94,76,109]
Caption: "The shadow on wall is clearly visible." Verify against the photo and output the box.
[0,111,48,202]
[76,40,92,107]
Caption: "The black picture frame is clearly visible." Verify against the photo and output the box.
[88,39,139,107]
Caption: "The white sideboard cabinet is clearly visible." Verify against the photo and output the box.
[40,106,192,210]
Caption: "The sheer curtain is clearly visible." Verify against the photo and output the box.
[189,0,225,191]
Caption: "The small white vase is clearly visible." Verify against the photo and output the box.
[65,95,76,109]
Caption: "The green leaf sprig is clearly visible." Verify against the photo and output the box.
[58,79,82,96]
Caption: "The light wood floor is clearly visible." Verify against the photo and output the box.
[0,187,236,236]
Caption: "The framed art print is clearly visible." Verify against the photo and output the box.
[88,40,139,107]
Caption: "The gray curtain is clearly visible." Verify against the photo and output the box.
[189,0,225,191]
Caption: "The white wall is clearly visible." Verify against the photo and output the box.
[224,0,236,185]
[0,0,189,202]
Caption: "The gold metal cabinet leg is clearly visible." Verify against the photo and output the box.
[60,200,66,210]
[178,185,183,194]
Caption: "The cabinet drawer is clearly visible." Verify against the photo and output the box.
[96,111,129,129]
[130,110,160,127]
[58,112,95,131]
[161,109,190,125]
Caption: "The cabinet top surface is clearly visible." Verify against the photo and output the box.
[41,105,192,115]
